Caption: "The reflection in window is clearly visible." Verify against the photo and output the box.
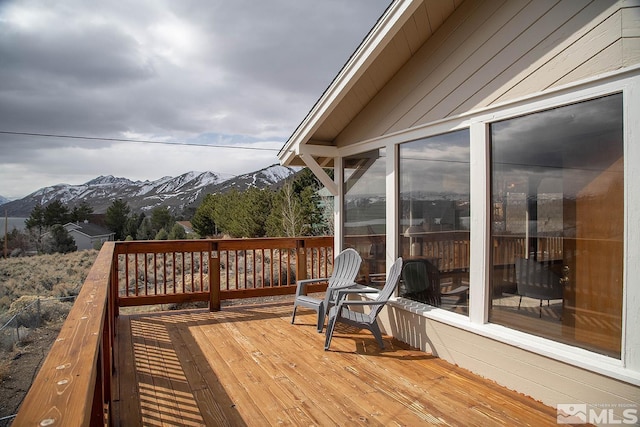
[490,93,623,358]
[398,129,470,314]
[343,149,386,284]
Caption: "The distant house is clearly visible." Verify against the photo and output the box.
[176,221,194,235]
[280,0,639,414]
[63,221,115,251]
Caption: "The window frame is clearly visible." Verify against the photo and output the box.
[337,66,640,385]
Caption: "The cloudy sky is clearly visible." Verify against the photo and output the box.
[0,0,391,199]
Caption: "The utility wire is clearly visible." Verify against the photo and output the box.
[0,130,282,152]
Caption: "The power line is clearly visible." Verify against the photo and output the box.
[0,130,282,152]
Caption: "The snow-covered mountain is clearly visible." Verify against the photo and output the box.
[2,164,298,216]
[0,195,10,206]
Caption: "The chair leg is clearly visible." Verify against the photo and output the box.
[291,305,297,324]
[369,323,385,349]
[316,302,325,333]
[539,299,542,318]
[324,315,337,350]
[518,296,522,310]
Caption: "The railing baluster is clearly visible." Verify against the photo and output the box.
[200,251,204,292]
[125,254,130,297]
[113,237,333,306]
[252,249,256,288]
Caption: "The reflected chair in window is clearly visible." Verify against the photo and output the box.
[515,257,564,318]
[291,248,362,332]
[400,259,441,306]
[324,257,403,350]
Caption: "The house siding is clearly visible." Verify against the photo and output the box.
[70,232,92,251]
[336,0,639,145]
[330,0,640,410]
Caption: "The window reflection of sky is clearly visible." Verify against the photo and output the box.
[491,93,623,200]
[491,94,622,172]
[344,148,386,197]
[400,129,470,197]
[344,149,387,230]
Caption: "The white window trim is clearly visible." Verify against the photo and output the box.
[338,65,640,386]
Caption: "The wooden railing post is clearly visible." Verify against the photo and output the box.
[296,239,307,283]
[210,241,221,311]
[111,252,119,318]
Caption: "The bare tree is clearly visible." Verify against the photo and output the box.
[280,182,308,237]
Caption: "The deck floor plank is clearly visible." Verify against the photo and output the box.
[210,306,400,426]
[167,317,244,427]
[112,314,143,427]
[115,301,559,426]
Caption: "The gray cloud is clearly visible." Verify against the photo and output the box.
[0,0,391,198]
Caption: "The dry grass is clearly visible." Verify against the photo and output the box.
[1,251,99,423]
[0,250,98,313]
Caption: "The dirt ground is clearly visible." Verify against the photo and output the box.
[0,323,61,427]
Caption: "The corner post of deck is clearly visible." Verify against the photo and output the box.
[296,239,307,283]
[111,243,119,319]
[209,241,221,311]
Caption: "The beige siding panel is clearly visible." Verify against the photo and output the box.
[445,1,596,118]
[622,5,640,65]
[401,0,560,129]
[494,6,623,103]
[376,0,511,137]
[336,0,502,145]
[555,40,623,87]
[539,11,622,91]
[622,5,640,37]
[623,37,640,66]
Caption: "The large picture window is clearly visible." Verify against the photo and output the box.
[489,94,623,358]
[398,129,470,314]
[343,149,387,284]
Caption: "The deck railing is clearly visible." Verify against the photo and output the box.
[13,236,333,427]
[13,232,518,425]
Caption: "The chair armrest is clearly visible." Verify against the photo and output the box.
[337,299,386,310]
[335,288,379,303]
[295,277,329,296]
[331,281,360,291]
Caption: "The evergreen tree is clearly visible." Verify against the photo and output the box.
[151,207,174,235]
[25,203,45,230]
[105,199,131,240]
[136,217,155,240]
[43,200,71,226]
[168,223,187,240]
[124,213,140,240]
[212,191,236,235]
[238,187,272,237]
[155,228,169,240]
[191,194,217,237]
[43,224,77,254]
[70,202,94,222]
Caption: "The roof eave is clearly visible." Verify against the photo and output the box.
[278,0,421,166]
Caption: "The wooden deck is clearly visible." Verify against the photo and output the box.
[112,300,559,426]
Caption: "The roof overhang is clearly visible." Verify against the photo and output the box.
[278,0,461,195]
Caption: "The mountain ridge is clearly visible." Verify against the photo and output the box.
[1,164,298,216]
